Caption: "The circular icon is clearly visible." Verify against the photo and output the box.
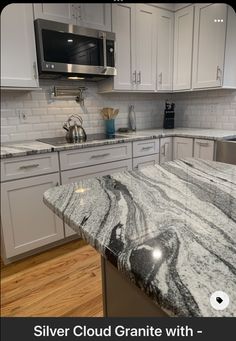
[210,291,229,310]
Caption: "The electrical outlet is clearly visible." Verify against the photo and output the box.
[17,110,28,123]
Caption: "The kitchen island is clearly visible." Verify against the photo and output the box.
[43,158,236,317]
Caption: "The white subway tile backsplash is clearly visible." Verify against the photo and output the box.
[173,90,236,130]
[1,80,236,142]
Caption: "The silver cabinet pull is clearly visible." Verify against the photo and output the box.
[137,71,141,84]
[161,144,166,156]
[33,62,38,80]
[132,70,137,84]
[19,163,40,170]
[197,142,209,147]
[216,65,222,85]
[90,153,110,159]
[141,146,153,151]
[159,72,163,85]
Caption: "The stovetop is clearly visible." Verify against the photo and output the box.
[37,133,129,146]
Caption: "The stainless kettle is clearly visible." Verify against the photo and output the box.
[63,114,87,143]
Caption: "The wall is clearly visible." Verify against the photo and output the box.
[173,89,236,130]
[1,80,167,143]
[1,82,236,143]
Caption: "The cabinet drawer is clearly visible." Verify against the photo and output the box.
[194,139,214,161]
[1,153,59,182]
[60,143,132,171]
[133,154,159,170]
[133,139,159,157]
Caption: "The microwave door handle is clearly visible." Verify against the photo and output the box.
[102,32,107,72]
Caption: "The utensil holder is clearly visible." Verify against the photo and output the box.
[105,119,115,136]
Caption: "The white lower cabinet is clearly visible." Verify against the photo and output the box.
[1,173,64,259]
[160,137,173,164]
[61,159,132,236]
[173,137,193,160]
[194,139,214,161]
[133,154,159,170]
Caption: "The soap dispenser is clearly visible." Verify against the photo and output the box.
[128,105,136,131]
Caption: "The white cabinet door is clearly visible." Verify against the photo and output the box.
[173,137,193,160]
[194,139,214,161]
[1,4,39,88]
[135,5,157,91]
[112,4,135,90]
[61,159,132,237]
[78,4,111,31]
[173,6,194,90]
[192,4,227,89]
[33,3,76,24]
[1,174,64,258]
[133,155,159,170]
[160,137,173,164]
[156,9,174,91]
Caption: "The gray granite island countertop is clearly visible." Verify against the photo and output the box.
[43,158,236,317]
[1,128,236,159]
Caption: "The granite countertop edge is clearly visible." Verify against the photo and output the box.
[1,128,236,159]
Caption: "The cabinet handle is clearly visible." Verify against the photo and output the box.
[137,71,141,84]
[77,5,82,20]
[141,146,153,151]
[197,142,209,147]
[19,163,40,170]
[161,144,166,156]
[33,62,38,80]
[90,153,110,159]
[159,72,163,85]
[216,65,222,85]
[132,70,137,84]
[56,182,59,186]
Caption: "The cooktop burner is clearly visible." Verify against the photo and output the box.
[37,133,129,146]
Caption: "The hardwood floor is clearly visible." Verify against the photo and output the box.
[1,240,103,317]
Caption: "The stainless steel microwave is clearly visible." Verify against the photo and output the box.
[34,19,116,80]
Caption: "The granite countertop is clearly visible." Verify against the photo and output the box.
[1,128,236,159]
[43,158,236,317]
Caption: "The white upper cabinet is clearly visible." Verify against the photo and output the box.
[112,3,135,90]
[78,4,111,31]
[173,6,194,91]
[101,4,156,92]
[134,5,157,91]
[1,4,39,88]
[33,3,76,24]
[33,3,111,31]
[156,9,174,91]
[192,4,226,89]
[192,4,236,89]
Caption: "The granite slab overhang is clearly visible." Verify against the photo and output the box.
[43,158,236,317]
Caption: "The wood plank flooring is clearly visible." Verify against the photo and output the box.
[1,240,103,317]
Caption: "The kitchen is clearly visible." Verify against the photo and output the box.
[1,2,236,322]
